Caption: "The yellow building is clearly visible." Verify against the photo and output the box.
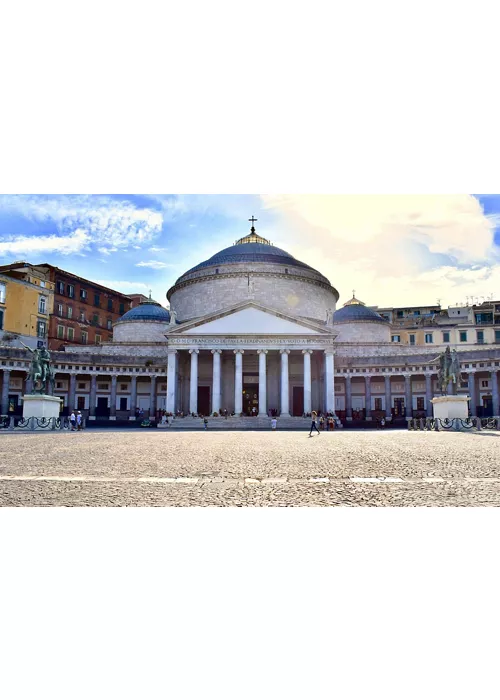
[0,263,55,348]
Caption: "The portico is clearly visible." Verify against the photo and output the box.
[165,300,337,416]
[167,346,336,416]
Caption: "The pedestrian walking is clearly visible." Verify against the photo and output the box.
[203,416,208,430]
[271,417,277,431]
[309,411,320,437]
[76,411,83,430]
[70,411,76,431]
[319,415,325,431]
[329,416,335,431]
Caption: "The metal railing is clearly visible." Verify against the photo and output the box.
[407,417,499,431]
[0,416,84,431]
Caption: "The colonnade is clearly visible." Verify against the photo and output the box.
[1,364,499,419]
[166,348,336,417]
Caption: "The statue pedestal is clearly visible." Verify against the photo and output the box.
[431,395,469,421]
[22,395,61,419]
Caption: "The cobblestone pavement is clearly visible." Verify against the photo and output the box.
[1,430,500,506]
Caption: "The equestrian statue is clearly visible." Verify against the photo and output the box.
[20,342,55,395]
[430,346,464,395]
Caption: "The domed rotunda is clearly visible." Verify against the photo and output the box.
[113,295,173,342]
[332,294,390,343]
[167,228,339,324]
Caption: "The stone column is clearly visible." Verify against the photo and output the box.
[257,350,268,416]
[189,349,199,415]
[89,374,97,420]
[490,370,499,416]
[345,375,353,420]
[129,375,137,420]
[109,375,117,419]
[302,350,312,415]
[404,375,412,418]
[1,369,11,415]
[234,350,244,415]
[365,375,372,420]
[324,350,335,414]
[425,374,433,417]
[280,350,290,416]
[166,350,177,414]
[149,375,157,418]
[68,374,76,412]
[211,350,222,414]
[468,373,477,416]
[384,375,392,420]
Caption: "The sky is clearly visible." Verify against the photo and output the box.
[0,194,499,309]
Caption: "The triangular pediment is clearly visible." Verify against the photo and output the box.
[168,302,332,336]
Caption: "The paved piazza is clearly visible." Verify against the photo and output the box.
[1,430,500,506]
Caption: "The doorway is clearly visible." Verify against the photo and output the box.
[96,397,109,417]
[8,395,20,416]
[293,386,304,416]
[393,397,405,417]
[483,396,493,417]
[243,385,259,416]
[198,386,210,416]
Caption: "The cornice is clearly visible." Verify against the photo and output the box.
[167,269,337,300]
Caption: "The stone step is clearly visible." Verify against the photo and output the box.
[160,417,313,430]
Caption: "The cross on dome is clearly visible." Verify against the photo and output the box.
[344,291,365,307]
[234,217,272,246]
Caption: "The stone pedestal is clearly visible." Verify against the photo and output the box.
[431,395,469,421]
[22,394,61,419]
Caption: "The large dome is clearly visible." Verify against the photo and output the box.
[181,241,327,280]
[167,228,339,323]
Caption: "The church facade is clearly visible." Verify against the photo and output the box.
[1,225,500,422]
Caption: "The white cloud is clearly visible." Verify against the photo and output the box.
[0,195,164,251]
[97,246,118,256]
[0,228,90,257]
[94,280,150,293]
[135,260,172,269]
[150,246,168,252]
[261,194,500,307]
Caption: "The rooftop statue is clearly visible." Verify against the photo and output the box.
[20,342,55,395]
[168,308,178,326]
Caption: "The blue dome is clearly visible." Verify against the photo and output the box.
[119,300,171,323]
[333,302,389,324]
[179,240,327,281]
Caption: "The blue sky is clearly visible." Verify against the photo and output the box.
[0,194,499,308]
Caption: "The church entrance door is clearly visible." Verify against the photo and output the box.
[293,387,304,416]
[243,385,259,416]
[198,387,210,416]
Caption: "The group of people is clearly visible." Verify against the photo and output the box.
[69,411,84,431]
[309,411,342,437]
